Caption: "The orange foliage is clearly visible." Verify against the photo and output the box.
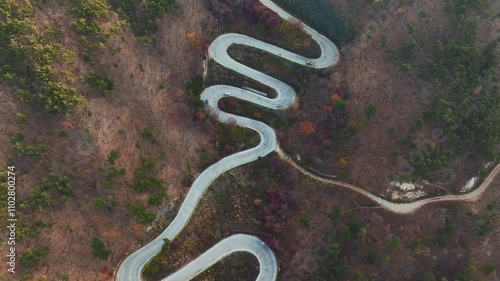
[187,32,196,42]
[322,106,332,114]
[186,32,205,50]
[330,94,341,105]
[348,119,358,129]
[196,111,207,122]
[348,119,364,131]
[299,121,316,136]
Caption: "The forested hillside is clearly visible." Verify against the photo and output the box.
[0,0,498,280]
[0,0,211,280]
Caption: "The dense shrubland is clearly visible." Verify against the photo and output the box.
[19,172,73,210]
[0,0,85,113]
[1,0,178,113]
[395,0,499,180]
[109,0,179,36]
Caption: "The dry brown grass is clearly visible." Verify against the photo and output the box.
[0,0,217,280]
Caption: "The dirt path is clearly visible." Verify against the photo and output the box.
[278,147,500,214]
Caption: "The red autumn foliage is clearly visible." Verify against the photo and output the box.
[318,130,331,142]
[226,99,238,107]
[243,0,281,28]
[299,121,316,136]
[334,87,344,97]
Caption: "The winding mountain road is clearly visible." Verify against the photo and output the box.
[116,1,338,280]
[116,0,499,280]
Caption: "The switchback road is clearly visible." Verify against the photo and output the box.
[116,0,338,280]
[116,0,498,280]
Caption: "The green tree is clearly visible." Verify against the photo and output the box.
[366,249,378,265]
[109,0,179,35]
[19,246,49,268]
[148,191,166,205]
[39,173,73,197]
[90,237,111,259]
[185,74,204,109]
[365,103,378,118]
[126,202,155,223]
[129,155,164,192]
[335,99,347,112]
[402,63,412,73]
[388,236,401,249]
[93,198,107,210]
[400,40,416,59]
[0,0,85,113]
[481,263,496,276]
[381,33,388,48]
[107,149,121,165]
[87,73,114,95]
[140,128,157,144]
[328,207,341,224]
[424,272,436,281]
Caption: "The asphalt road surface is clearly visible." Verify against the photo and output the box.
[116,0,339,280]
[116,0,499,280]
